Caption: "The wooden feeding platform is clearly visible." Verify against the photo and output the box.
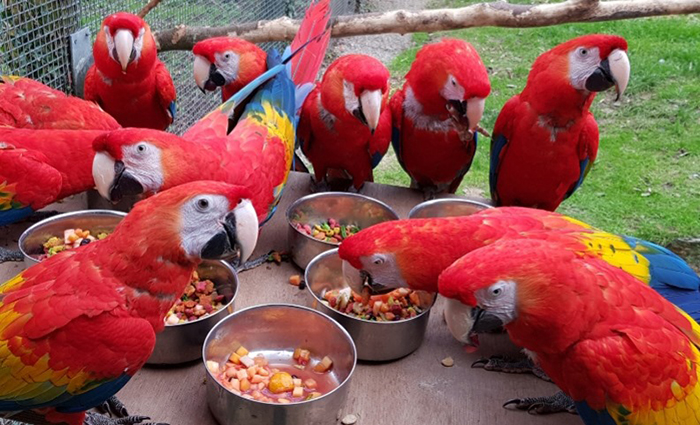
[0,172,580,425]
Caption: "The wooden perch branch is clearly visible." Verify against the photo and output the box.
[154,0,700,51]
[138,0,163,19]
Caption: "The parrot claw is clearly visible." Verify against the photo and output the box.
[503,391,578,416]
[470,356,552,381]
[309,176,331,193]
[234,250,289,273]
[0,246,23,263]
[99,396,130,418]
[85,411,169,425]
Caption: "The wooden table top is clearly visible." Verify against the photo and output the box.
[0,172,580,425]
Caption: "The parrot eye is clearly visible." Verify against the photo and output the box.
[491,288,502,296]
[195,197,210,211]
[371,255,386,266]
[136,144,147,153]
[224,53,231,60]
[578,48,589,57]
[373,258,384,265]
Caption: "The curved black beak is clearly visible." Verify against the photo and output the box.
[471,306,505,334]
[352,105,370,132]
[201,212,242,264]
[360,270,394,295]
[585,58,615,93]
[109,161,143,203]
[448,99,467,117]
[201,63,226,93]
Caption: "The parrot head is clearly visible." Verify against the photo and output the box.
[92,128,196,203]
[525,34,630,107]
[94,12,156,76]
[405,38,491,134]
[438,239,585,353]
[122,180,259,265]
[338,217,485,295]
[320,54,390,134]
[192,37,267,95]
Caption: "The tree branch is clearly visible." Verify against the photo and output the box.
[154,0,700,51]
[138,0,163,19]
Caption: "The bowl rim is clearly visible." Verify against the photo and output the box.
[202,302,358,405]
[18,209,128,261]
[407,197,493,219]
[163,259,239,328]
[304,248,438,326]
[285,192,399,247]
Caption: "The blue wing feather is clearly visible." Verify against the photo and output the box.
[168,101,177,121]
[0,206,34,226]
[489,133,508,200]
[564,156,590,200]
[575,401,618,425]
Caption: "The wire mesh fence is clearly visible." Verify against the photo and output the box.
[1,0,361,134]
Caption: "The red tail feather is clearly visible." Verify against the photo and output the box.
[290,0,332,86]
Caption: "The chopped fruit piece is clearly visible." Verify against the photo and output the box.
[240,378,251,391]
[206,361,220,374]
[236,346,249,357]
[289,275,302,286]
[269,372,295,394]
[240,355,255,368]
[313,356,333,373]
[441,357,455,367]
[229,353,241,365]
[304,378,318,389]
[292,386,304,397]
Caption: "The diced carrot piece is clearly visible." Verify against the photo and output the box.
[293,348,302,360]
[229,353,241,364]
[380,303,390,313]
[292,387,304,397]
[313,356,333,373]
[240,378,251,391]
[409,291,420,306]
[304,378,317,389]
[236,346,249,357]
[289,275,302,286]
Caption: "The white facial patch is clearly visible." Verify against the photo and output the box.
[215,51,240,84]
[440,74,465,102]
[568,46,602,91]
[179,195,232,258]
[403,87,457,132]
[105,26,145,65]
[121,142,163,193]
[359,253,408,289]
[343,80,360,114]
[475,280,518,326]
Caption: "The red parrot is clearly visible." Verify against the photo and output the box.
[91,0,332,226]
[298,54,392,190]
[390,38,491,196]
[84,12,176,130]
[490,34,630,211]
[438,239,700,425]
[338,207,699,317]
[0,180,258,425]
[0,75,119,130]
[193,37,267,102]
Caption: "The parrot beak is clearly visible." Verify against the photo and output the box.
[201,200,259,265]
[114,29,135,72]
[193,55,226,94]
[358,89,383,134]
[92,152,144,203]
[466,97,486,131]
[341,260,394,295]
[585,49,630,101]
[445,299,504,352]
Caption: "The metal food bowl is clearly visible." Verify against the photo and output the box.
[18,210,238,365]
[305,249,437,362]
[286,192,399,269]
[203,304,356,425]
[148,260,239,365]
[87,189,139,213]
[408,198,493,219]
[19,209,126,267]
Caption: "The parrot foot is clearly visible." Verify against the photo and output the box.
[471,356,552,382]
[503,391,578,415]
[84,411,168,425]
[99,396,130,418]
[25,210,60,223]
[309,176,331,193]
[0,246,23,263]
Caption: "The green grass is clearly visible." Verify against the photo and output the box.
[376,2,700,244]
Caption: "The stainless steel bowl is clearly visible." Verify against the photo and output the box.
[286,192,399,269]
[148,260,239,365]
[19,209,127,267]
[86,189,138,213]
[408,198,493,219]
[305,249,437,361]
[203,304,356,425]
